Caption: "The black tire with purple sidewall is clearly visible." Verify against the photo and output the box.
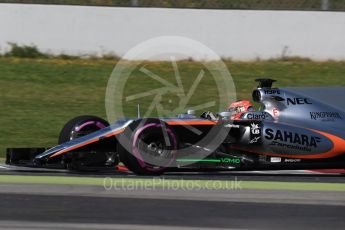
[58,115,110,170]
[58,115,109,144]
[119,119,177,175]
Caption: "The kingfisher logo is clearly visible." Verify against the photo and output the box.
[310,112,342,121]
[265,129,321,148]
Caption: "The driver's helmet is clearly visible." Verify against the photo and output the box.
[227,100,255,120]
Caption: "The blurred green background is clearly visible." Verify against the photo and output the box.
[1,55,345,157]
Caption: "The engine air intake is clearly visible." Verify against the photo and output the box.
[255,79,276,88]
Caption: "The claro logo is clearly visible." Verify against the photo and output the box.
[246,112,268,120]
[265,128,321,148]
[286,98,312,106]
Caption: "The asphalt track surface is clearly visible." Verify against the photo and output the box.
[0,165,344,229]
[1,163,344,182]
[1,193,345,230]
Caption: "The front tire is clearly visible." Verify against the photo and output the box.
[58,115,110,170]
[58,115,109,144]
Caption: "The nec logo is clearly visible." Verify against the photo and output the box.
[286,98,312,105]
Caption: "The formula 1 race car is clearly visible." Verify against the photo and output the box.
[6,79,345,175]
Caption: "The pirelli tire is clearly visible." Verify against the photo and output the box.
[118,119,178,175]
[58,115,109,144]
[58,115,110,170]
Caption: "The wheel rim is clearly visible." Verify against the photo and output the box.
[132,123,177,172]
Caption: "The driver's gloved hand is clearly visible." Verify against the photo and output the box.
[201,111,216,120]
[207,112,217,120]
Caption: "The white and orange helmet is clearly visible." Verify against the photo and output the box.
[227,100,255,120]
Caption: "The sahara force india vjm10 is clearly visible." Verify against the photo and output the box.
[6,79,345,175]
